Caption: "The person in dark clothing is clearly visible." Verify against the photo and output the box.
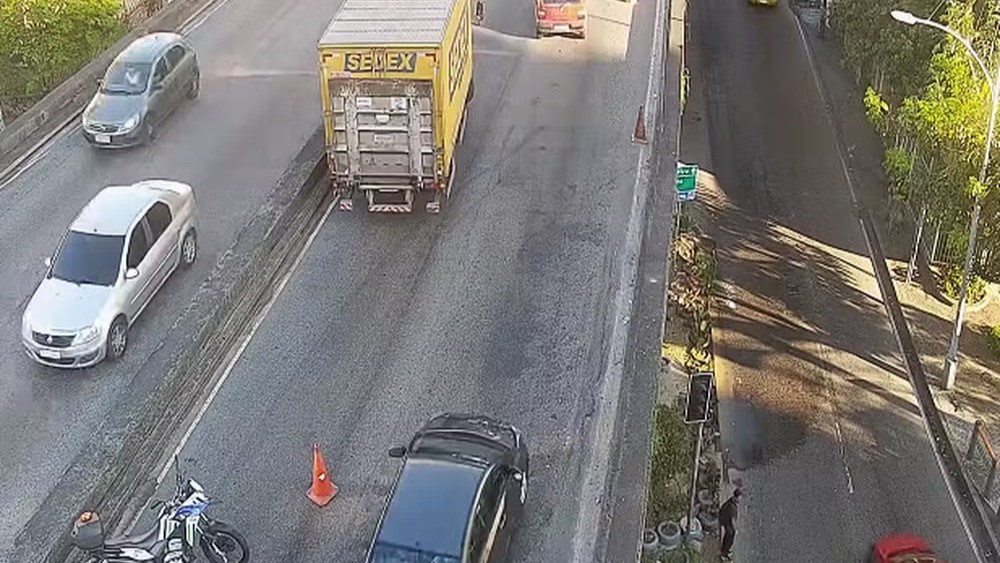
[719,488,742,560]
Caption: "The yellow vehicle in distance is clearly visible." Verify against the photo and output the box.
[748,0,778,6]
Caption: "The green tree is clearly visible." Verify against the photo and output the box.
[832,0,1000,279]
[0,0,124,117]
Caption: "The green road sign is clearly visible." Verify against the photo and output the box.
[675,162,698,201]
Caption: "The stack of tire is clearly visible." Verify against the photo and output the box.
[641,520,685,562]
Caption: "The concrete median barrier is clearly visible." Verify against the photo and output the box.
[0,0,220,171]
[8,126,330,563]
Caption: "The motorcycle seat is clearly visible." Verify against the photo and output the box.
[103,524,161,551]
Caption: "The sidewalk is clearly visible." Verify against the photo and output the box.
[798,6,1000,510]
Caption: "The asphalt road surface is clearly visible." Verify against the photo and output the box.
[687,2,978,561]
[136,1,663,561]
[0,0,351,553]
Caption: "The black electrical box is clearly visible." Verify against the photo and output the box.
[685,372,714,424]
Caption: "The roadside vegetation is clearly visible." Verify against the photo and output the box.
[830,0,1000,285]
[644,210,719,563]
[0,0,127,122]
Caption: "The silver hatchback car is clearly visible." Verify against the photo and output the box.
[21,180,198,368]
[82,32,200,147]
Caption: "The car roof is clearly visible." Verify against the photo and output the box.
[374,457,486,557]
[117,32,183,63]
[71,181,186,236]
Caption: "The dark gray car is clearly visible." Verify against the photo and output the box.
[366,413,529,563]
[82,32,200,147]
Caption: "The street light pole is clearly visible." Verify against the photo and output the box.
[891,10,998,390]
[944,60,999,389]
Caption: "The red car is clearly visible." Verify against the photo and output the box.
[871,534,946,563]
[535,0,587,39]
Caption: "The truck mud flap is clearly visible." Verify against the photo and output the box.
[367,187,414,213]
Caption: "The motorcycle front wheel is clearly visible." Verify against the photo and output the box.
[200,521,250,563]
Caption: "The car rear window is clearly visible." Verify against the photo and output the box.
[369,542,460,563]
[51,232,125,286]
[371,459,483,561]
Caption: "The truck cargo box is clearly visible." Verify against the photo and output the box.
[317,0,475,214]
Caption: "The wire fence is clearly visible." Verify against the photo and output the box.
[953,418,1000,526]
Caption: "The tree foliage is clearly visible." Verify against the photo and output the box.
[0,0,124,119]
[832,0,1000,279]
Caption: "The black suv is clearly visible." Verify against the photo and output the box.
[365,413,529,563]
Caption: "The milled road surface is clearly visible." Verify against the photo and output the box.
[138,1,662,561]
[688,2,977,561]
[0,0,348,553]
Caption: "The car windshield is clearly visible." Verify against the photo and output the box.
[50,231,124,286]
[369,542,460,563]
[101,61,152,95]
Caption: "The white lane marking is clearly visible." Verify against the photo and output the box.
[793,14,986,557]
[0,151,47,191]
[569,0,668,558]
[0,111,83,189]
[179,0,235,34]
[154,196,337,487]
[833,420,855,494]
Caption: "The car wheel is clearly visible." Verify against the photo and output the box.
[180,229,198,268]
[106,316,128,361]
[187,72,200,100]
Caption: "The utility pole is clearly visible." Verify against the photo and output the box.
[944,59,999,390]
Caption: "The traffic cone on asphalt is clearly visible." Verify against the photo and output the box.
[632,104,648,144]
[307,444,339,507]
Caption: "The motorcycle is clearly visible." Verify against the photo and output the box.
[70,463,249,563]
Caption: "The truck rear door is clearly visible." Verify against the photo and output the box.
[326,50,436,213]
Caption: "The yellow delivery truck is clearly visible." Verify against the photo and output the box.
[317,0,478,214]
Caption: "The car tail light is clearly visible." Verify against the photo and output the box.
[538,8,546,17]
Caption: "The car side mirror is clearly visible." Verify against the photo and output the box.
[474,1,485,23]
[512,471,523,482]
[151,81,163,92]
[388,446,406,458]
[95,78,104,88]
[125,267,139,280]
[44,256,52,268]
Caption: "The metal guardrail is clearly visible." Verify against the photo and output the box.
[964,420,1000,522]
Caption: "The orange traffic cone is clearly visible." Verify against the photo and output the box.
[307,444,339,507]
[632,104,648,144]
